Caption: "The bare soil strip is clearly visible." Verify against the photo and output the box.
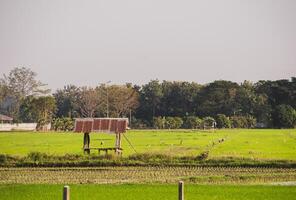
[1,167,296,184]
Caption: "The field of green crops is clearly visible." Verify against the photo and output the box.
[0,129,296,160]
[1,184,296,200]
[1,129,296,200]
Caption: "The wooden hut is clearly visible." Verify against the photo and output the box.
[74,118,128,155]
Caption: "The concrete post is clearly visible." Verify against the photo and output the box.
[178,181,184,200]
[63,185,70,200]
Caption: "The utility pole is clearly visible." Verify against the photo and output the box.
[99,81,111,118]
[106,81,111,118]
[129,109,132,128]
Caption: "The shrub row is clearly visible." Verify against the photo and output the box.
[151,115,256,129]
[153,117,184,129]
[1,152,296,168]
[50,115,257,130]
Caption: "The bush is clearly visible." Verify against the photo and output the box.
[245,115,257,128]
[52,117,74,131]
[153,117,165,129]
[230,116,256,128]
[165,117,183,129]
[230,116,244,128]
[202,117,216,129]
[131,118,149,129]
[173,117,183,129]
[153,117,183,129]
[165,117,174,129]
[272,104,296,128]
[196,151,209,160]
[0,154,7,165]
[183,116,202,129]
[26,152,49,162]
[215,114,231,128]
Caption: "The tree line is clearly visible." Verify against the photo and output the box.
[0,67,295,129]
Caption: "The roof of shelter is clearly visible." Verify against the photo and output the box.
[0,114,13,121]
[74,118,128,134]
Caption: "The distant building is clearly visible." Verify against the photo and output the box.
[0,115,37,131]
[0,114,13,123]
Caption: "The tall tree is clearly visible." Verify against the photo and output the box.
[0,67,49,121]
[161,81,201,116]
[76,87,101,118]
[53,85,80,118]
[272,104,296,128]
[107,85,139,117]
[31,96,56,130]
[196,80,240,116]
[136,80,163,120]
[255,78,296,109]
[19,95,35,123]
[1,67,50,97]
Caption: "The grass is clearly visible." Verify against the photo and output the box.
[2,152,296,168]
[1,129,296,199]
[0,129,296,160]
[0,184,296,200]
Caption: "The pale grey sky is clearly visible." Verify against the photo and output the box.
[0,0,295,90]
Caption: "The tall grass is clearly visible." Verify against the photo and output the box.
[1,152,296,168]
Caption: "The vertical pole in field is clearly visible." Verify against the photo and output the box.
[63,185,70,200]
[178,181,184,200]
[83,133,90,154]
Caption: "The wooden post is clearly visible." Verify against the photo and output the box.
[115,133,118,149]
[115,133,121,148]
[63,185,70,200]
[118,133,122,148]
[115,133,122,155]
[83,132,90,154]
[178,181,184,200]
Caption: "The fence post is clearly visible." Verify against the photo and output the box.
[63,185,70,200]
[178,181,184,200]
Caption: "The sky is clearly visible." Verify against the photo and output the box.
[0,0,295,91]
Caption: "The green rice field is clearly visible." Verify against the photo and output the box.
[0,129,295,160]
[1,184,296,200]
[1,129,296,200]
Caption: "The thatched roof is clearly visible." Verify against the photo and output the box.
[0,114,13,121]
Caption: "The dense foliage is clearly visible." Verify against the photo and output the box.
[272,104,296,128]
[0,67,295,128]
[51,117,74,131]
[215,114,231,128]
[134,79,296,128]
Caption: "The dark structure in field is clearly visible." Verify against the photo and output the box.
[74,118,128,155]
